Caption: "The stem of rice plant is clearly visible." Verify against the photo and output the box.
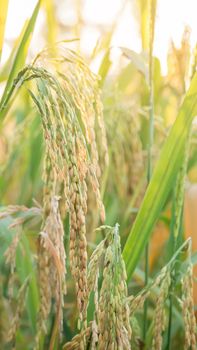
[143,0,156,341]
[166,188,176,350]
[166,129,191,350]
[166,44,196,349]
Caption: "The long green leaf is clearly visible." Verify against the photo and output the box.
[0,0,41,114]
[0,20,28,82]
[123,72,197,280]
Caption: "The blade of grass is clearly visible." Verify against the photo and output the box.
[144,0,156,340]
[166,105,191,350]
[0,20,28,82]
[43,0,57,45]
[0,0,41,118]
[0,0,9,62]
[137,0,149,51]
[123,71,197,281]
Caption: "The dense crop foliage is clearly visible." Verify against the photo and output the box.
[0,0,196,349]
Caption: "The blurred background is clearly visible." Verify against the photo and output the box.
[3,0,197,73]
[0,1,197,348]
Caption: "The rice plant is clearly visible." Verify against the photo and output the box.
[0,0,197,349]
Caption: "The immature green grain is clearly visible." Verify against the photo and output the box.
[87,238,105,297]
[96,225,131,350]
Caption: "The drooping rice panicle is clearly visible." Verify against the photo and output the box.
[95,225,131,350]
[63,322,92,350]
[2,45,108,339]
[152,269,171,350]
[35,196,67,350]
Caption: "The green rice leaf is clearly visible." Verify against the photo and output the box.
[123,72,197,280]
[0,20,28,82]
[0,0,41,117]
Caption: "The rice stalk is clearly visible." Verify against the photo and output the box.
[144,0,157,338]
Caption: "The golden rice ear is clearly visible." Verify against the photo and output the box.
[14,46,108,343]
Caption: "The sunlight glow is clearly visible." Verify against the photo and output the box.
[2,0,197,74]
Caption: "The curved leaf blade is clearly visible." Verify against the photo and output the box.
[0,0,41,114]
[123,72,197,280]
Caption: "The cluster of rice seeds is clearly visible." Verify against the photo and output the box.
[105,105,144,200]
[35,195,67,348]
[63,322,92,350]
[36,235,52,343]
[87,238,106,307]
[128,291,150,316]
[181,264,197,350]
[128,265,168,315]
[95,225,131,350]
[36,46,108,175]
[30,71,89,330]
[9,47,107,337]
[152,269,171,350]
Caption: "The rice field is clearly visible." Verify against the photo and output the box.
[0,0,197,349]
